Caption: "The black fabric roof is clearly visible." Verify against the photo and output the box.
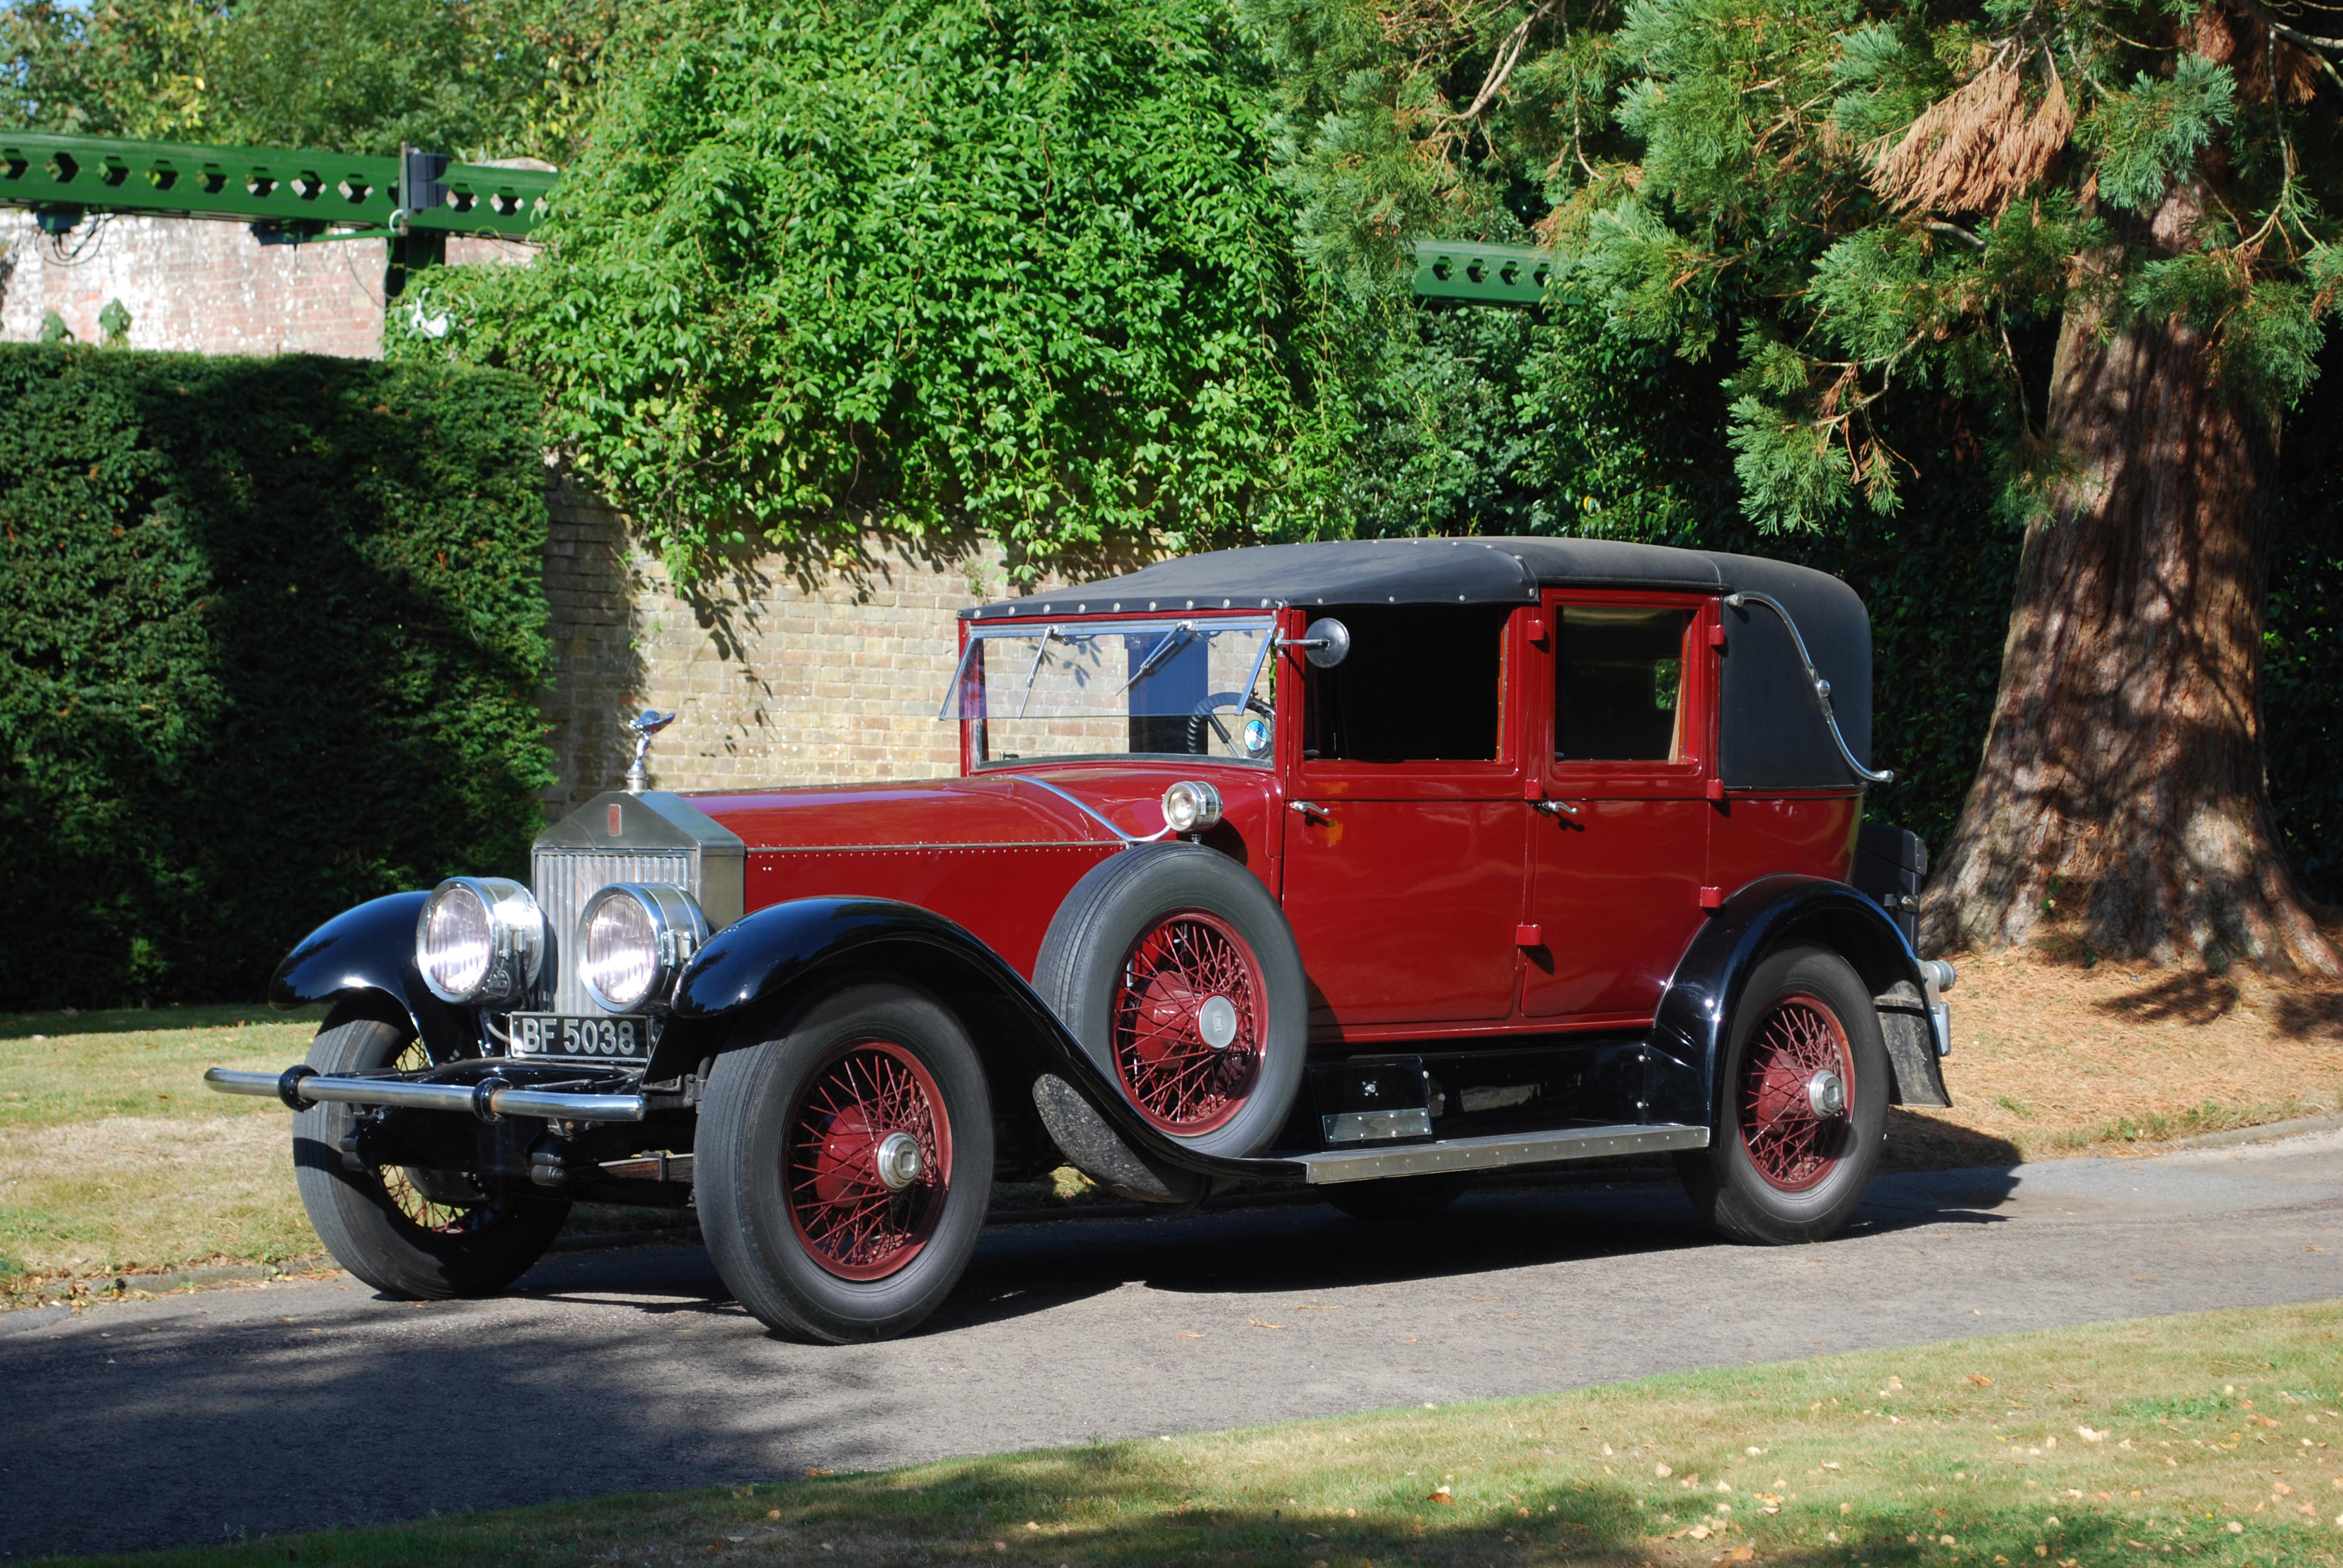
[963,537,1847,618]
[962,537,1877,786]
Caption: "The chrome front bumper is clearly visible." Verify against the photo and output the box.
[203,1067,649,1122]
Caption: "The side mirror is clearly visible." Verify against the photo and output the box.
[1298,616,1351,669]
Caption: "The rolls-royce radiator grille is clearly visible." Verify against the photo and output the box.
[534,848,695,1015]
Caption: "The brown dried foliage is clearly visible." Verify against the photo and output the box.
[1869,56,2074,216]
[2195,2,2324,105]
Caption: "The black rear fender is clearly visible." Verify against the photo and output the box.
[269,892,477,1060]
[1651,875,1950,1124]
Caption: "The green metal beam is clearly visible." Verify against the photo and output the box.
[0,129,1551,309]
[1407,240,1555,306]
[0,132,556,240]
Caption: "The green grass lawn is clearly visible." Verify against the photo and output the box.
[25,1301,2343,1567]
[0,1006,329,1282]
[0,1004,1101,1294]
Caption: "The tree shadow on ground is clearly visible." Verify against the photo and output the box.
[2088,964,2343,1042]
[138,1426,2140,1568]
[2092,970,2242,1025]
[2268,985,2343,1042]
[0,1002,324,1040]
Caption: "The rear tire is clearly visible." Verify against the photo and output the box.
[292,1017,568,1299]
[697,982,993,1344]
[1676,945,1888,1245]
[1034,844,1307,1158]
[1326,1172,1469,1222]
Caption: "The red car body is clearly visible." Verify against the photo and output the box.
[221,538,1953,1341]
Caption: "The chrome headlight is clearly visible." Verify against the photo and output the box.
[1161,780,1224,834]
[416,877,545,1005]
[577,883,710,1013]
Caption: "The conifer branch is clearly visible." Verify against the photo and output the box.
[2232,0,2343,54]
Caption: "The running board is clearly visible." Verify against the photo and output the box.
[1296,1122,1709,1185]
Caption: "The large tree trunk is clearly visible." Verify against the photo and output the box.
[1919,185,2341,976]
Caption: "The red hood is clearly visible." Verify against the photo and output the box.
[681,766,1276,850]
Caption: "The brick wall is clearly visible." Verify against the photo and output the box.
[541,471,1152,811]
[0,214,529,357]
[0,211,386,356]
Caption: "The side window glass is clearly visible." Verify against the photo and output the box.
[1303,604,1512,762]
[1555,605,1696,762]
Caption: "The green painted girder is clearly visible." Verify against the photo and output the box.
[1408,240,1556,306]
[0,132,556,239]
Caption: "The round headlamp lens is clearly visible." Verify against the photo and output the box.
[416,877,544,1005]
[1161,780,1224,834]
[582,892,660,1011]
[421,883,494,1001]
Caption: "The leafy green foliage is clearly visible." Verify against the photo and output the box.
[416,0,1321,577]
[0,0,620,160]
[1317,287,1729,539]
[2086,54,2236,214]
[0,345,552,1009]
[1248,0,2343,537]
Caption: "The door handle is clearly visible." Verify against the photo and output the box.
[1289,800,1331,823]
[1535,799,1581,817]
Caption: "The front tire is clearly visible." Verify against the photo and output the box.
[292,1016,568,1299]
[696,982,994,1343]
[1676,945,1888,1245]
[1034,844,1307,1158]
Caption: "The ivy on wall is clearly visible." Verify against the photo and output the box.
[416,0,1329,580]
[0,345,553,1010]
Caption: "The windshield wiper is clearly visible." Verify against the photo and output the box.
[1015,626,1065,719]
[1113,621,1195,699]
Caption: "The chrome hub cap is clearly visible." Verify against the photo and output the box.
[874,1130,925,1191]
[1196,995,1239,1050]
[1806,1070,1846,1120]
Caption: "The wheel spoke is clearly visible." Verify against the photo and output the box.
[1736,995,1852,1192]
[1109,910,1263,1134]
[785,1039,952,1281]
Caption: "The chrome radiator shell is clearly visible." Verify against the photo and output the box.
[531,791,745,1014]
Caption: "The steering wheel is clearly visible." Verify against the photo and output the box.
[1185,691,1274,758]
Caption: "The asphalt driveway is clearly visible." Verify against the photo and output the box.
[2,1130,2337,1560]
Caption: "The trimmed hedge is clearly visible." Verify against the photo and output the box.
[0,345,552,1011]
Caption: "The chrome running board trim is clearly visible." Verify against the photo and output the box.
[203,1067,649,1123]
[1297,1122,1709,1184]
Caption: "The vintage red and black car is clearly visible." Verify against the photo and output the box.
[208,537,1955,1342]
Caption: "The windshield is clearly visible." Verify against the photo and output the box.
[941,616,1277,765]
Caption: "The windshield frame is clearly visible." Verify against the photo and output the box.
[943,610,1281,770]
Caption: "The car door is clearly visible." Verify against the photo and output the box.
[1520,591,1717,1024]
[1278,603,1529,1031]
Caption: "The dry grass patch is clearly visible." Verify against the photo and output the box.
[0,1013,324,1286]
[1887,946,2343,1169]
[0,1113,313,1280]
[30,1301,2343,1568]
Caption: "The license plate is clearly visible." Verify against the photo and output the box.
[507,1013,652,1062]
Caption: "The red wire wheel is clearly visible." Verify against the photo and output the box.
[1735,992,1856,1192]
[1109,909,1265,1134]
[784,1040,952,1281]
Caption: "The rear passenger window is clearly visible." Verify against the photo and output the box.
[1556,606,1694,762]
[1303,604,1511,762]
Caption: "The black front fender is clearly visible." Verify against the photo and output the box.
[267,892,476,1056]
[658,896,1306,1186]
[1649,875,1948,1127]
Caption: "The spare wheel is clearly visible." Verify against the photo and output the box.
[1033,843,1307,1159]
